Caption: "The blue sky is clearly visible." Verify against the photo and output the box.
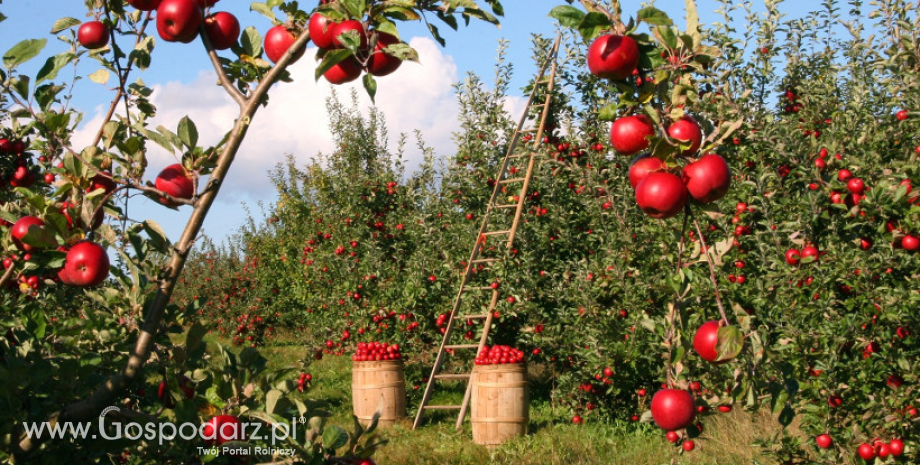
[0,1,830,244]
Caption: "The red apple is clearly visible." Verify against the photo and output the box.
[88,171,117,195]
[902,235,920,251]
[78,21,110,49]
[64,241,110,287]
[801,245,819,261]
[682,440,695,452]
[323,57,362,84]
[816,434,833,449]
[837,169,852,181]
[330,20,367,49]
[264,25,306,64]
[681,154,731,203]
[846,177,865,194]
[155,164,195,207]
[692,320,732,363]
[888,439,904,457]
[667,116,703,155]
[204,12,239,50]
[203,415,242,445]
[650,389,695,431]
[127,0,162,11]
[610,115,655,155]
[785,249,801,265]
[586,34,639,80]
[10,216,45,252]
[308,13,338,49]
[635,172,688,219]
[156,0,203,43]
[857,443,875,461]
[629,154,666,189]
[367,31,402,77]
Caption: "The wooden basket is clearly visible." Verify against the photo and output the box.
[352,360,406,428]
[470,363,529,446]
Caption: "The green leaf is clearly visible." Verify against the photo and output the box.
[11,76,30,100]
[322,425,349,451]
[314,49,352,81]
[637,7,673,27]
[88,69,111,85]
[597,103,618,121]
[37,52,76,85]
[250,2,276,21]
[652,25,678,49]
[50,17,82,34]
[716,325,744,361]
[239,27,263,58]
[177,116,199,149]
[363,73,377,102]
[205,386,228,409]
[577,12,611,42]
[778,406,795,426]
[426,22,445,47]
[186,323,208,353]
[265,389,283,414]
[4,38,47,68]
[143,220,171,253]
[548,5,585,29]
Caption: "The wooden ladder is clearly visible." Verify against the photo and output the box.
[412,34,562,430]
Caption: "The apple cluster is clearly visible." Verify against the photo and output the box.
[474,345,525,365]
[296,372,312,392]
[305,14,403,84]
[7,216,110,289]
[854,438,906,461]
[627,150,731,219]
[352,341,402,361]
[1,137,39,189]
[117,0,241,51]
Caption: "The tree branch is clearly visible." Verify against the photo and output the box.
[199,22,248,107]
[691,212,730,325]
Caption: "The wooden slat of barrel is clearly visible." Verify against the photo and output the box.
[352,360,406,427]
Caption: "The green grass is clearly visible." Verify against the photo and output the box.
[204,333,784,465]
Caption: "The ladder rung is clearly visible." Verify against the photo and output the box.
[423,405,462,410]
[462,286,494,292]
[463,314,489,319]
[536,78,551,85]
[499,177,526,184]
[520,127,539,133]
[494,204,518,209]
[471,258,501,264]
[482,230,511,236]
[444,345,479,350]
[530,102,547,108]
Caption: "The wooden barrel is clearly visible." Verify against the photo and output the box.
[471,363,529,446]
[352,360,406,428]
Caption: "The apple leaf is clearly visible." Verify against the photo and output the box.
[637,7,672,26]
[186,322,208,354]
[10,75,30,100]
[460,8,499,26]
[426,22,446,47]
[597,103,618,121]
[238,27,263,59]
[143,220,171,254]
[383,43,418,62]
[177,116,199,149]
[315,49,352,81]
[249,2,275,22]
[684,0,701,41]
[88,69,110,85]
[50,17,81,34]
[322,425,349,451]
[548,5,585,29]
[21,224,58,250]
[265,389,283,414]
[652,25,678,49]
[4,38,47,69]
[363,73,377,103]
[716,325,743,362]
[577,12,611,42]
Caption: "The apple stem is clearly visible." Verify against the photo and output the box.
[691,212,730,326]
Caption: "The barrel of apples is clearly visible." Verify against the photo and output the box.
[470,345,529,446]
[351,342,406,428]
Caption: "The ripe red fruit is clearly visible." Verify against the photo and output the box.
[667,116,703,155]
[901,234,920,251]
[330,20,368,49]
[815,434,832,449]
[78,21,110,49]
[64,241,110,287]
[717,405,732,413]
[323,57,362,84]
[88,172,117,195]
[603,367,613,377]
[610,115,655,155]
[837,169,853,181]
[666,431,679,443]
[628,154,666,189]
[846,177,865,194]
[827,395,842,408]
[264,25,305,64]
[308,13,337,49]
[635,172,688,219]
[155,164,195,207]
[692,321,732,363]
[156,0,203,43]
[681,154,731,203]
[896,110,909,120]
[571,415,583,424]
[888,439,904,457]
[801,245,819,261]
[877,443,891,459]
[785,249,801,265]
[682,440,695,452]
[586,34,639,80]
[204,12,240,50]
[203,415,242,445]
[857,443,875,461]
[11,216,45,252]
[126,0,162,10]
[367,32,402,77]
[650,389,695,431]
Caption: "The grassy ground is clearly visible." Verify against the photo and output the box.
[208,333,787,465]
